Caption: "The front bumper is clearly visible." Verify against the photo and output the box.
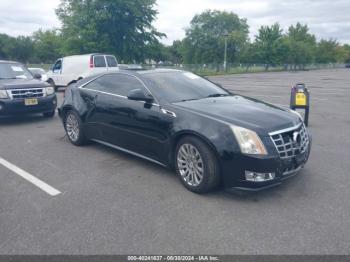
[0,94,57,116]
[221,137,312,191]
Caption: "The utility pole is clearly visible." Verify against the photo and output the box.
[223,32,229,72]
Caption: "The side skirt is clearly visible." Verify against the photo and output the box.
[91,139,168,167]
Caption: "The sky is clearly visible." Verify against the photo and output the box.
[0,0,349,45]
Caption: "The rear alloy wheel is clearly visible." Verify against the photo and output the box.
[175,136,220,194]
[43,110,55,118]
[64,110,87,146]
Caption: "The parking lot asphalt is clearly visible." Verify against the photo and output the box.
[0,69,350,255]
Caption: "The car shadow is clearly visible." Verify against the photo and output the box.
[98,140,297,200]
[62,137,301,202]
[207,175,302,202]
[211,186,284,201]
[0,114,55,126]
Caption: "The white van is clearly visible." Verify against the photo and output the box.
[47,54,119,90]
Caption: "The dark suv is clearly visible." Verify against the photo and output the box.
[0,61,57,117]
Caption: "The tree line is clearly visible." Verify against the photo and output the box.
[0,0,349,68]
[163,10,350,70]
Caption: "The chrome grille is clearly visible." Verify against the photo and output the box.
[270,123,309,159]
[9,88,44,99]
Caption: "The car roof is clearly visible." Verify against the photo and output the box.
[63,53,115,59]
[137,68,183,75]
[77,69,186,86]
[114,69,185,78]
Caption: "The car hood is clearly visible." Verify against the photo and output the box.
[0,78,49,90]
[172,95,301,135]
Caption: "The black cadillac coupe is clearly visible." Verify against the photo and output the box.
[59,69,311,193]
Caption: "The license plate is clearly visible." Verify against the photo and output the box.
[295,92,306,106]
[24,98,38,106]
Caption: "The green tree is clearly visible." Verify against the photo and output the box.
[167,40,184,64]
[145,42,171,63]
[344,44,350,63]
[181,38,195,64]
[0,34,13,60]
[32,29,63,63]
[56,0,165,63]
[182,10,249,65]
[314,39,338,64]
[14,36,34,63]
[335,44,350,63]
[254,23,284,70]
[0,34,33,63]
[284,23,316,69]
[239,42,258,72]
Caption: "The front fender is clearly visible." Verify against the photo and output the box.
[170,106,241,162]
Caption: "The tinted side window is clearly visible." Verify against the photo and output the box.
[84,74,145,96]
[53,60,62,71]
[106,56,118,67]
[94,56,106,67]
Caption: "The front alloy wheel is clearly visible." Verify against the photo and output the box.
[177,144,204,187]
[175,136,220,194]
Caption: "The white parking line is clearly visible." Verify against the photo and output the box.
[0,157,61,196]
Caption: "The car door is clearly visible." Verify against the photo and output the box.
[78,78,105,141]
[89,73,171,163]
[51,59,63,85]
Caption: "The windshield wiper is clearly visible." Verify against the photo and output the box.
[177,94,230,102]
[207,93,230,98]
[178,98,201,102]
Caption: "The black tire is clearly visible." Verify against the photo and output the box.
[175,136,220,194]
[64,110,87,146]
[43,110,55,118]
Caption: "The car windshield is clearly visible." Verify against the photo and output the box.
[0,63,33,80]
[142,71,229,102]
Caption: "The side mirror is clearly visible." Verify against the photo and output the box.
[33,73,42,80]
[127,89,154,103]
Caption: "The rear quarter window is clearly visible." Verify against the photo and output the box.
[106,56,118,67]
[83,74,145,96]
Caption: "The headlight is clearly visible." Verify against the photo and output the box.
[231,126,267,155]
[0,90,9,99]
[45,86,55,96]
